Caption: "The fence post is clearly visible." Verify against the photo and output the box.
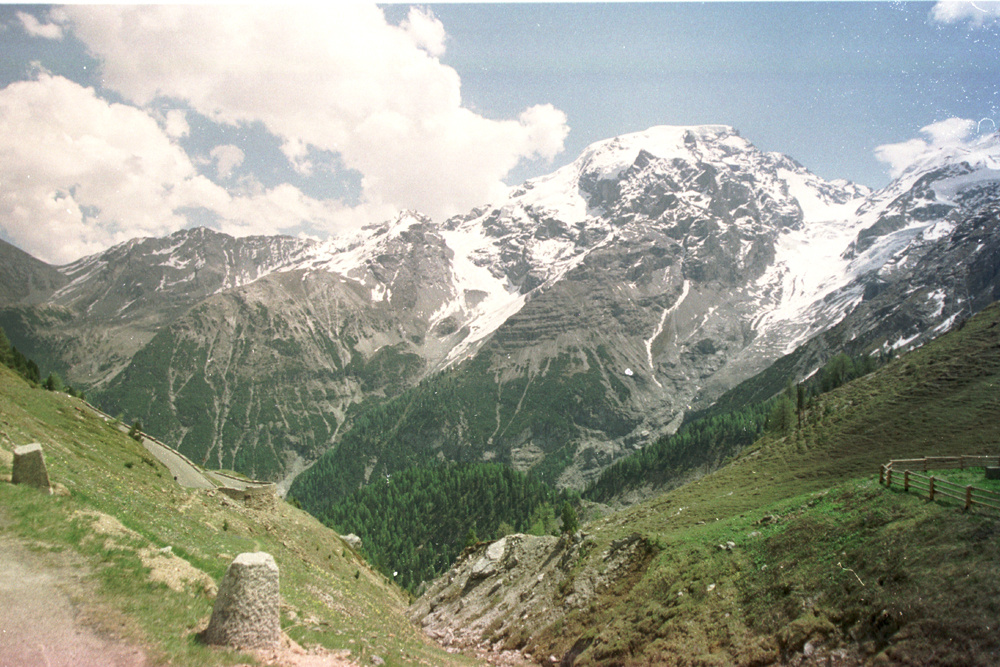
[879,465,885,485]
[904,470,910,492]
[887,466,892,487]
[966,486,973,511]
[960,455,965,471]
[929,476,935,501]
[923,458,928,472]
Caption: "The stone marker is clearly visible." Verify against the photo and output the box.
[12,443,51,493]
[205,552,280,650]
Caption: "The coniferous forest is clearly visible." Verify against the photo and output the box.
[311,462,570,593]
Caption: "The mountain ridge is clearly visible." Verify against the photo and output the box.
[1,124,998,487]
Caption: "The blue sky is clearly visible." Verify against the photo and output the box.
[0,3,998,264]
[425,2,1000,186]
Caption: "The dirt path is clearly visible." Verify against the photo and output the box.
[0,533,148,667]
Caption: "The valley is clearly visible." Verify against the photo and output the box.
[2,276,999,666]
[1,121,999,665]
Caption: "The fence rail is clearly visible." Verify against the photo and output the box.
[879,456,1000,513]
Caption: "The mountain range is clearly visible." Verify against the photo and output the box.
[2,124,998,497]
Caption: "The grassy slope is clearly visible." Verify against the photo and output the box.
[0,366,476,667]
[522,303,1000,665]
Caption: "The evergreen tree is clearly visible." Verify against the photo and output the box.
[560,501,579,535]
[43,371,64,392]
[128,421,144,441]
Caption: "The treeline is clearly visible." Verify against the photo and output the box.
[306,462,572,593]
[289,343,635,517]
[766,351,885,434]
[585,351,886,503]
[584,397,774,503]
[0,325,39,383]
[0,325,83,398]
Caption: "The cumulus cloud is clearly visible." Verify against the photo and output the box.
[163,109,189,139]
[210,145,245,180]
[0,75,351,264]
[61,5,569,223]
[874,118,978,179]
[931,1,1000,27]
[17,11,64,40]
[402,7,448,57]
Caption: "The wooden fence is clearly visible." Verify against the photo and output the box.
[879,456,1000,513]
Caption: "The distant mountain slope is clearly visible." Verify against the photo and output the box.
[411,301,1000,666]
[0,238,67,306]
[292,128,1000,499]
[1,126,998,488]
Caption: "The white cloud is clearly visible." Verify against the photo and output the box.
[163,109,189,139]
[921,117,977,145]
[402,7,447,57]
[61,5,569,224]
[210,145,245,179]
[874,118,978,179]
[931,1,1000,27]
[17,11,64,40]
[0,75,355,264]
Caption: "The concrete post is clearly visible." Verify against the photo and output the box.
[11,443,51,494]
[205,552,280,650]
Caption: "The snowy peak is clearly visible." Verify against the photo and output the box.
[51,227,311,321]
[893,130,1000,191]
[573,124,739,183]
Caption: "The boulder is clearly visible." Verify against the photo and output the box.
[343,533,362,550]
[205,552,280,650]
[12,443,51,493]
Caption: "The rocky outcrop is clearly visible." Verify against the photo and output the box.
[410,532,652,658]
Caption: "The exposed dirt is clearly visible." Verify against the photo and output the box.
[243,634,358,667]
[0,533,148,667]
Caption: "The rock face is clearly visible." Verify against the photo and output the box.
[11,443,51,493]
[410,532,652,656]
[205,552,280,650]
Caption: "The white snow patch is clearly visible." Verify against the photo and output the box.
[933,167,1000,205]
[575,125,735,183]
[645,279,690,388]
[927,289,947,318]
[150,240,186,256]
[933,312,961,334]
[891,332,921,350]
[921,220,955,241]
[778,168,864,224]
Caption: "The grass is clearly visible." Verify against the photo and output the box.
[0,365,478,666]
[519,303,1000,665]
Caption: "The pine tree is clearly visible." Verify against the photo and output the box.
[43,371,64,392]
[128,421,144,441]
[560,501,579,535]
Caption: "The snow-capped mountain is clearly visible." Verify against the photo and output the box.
[2,124,998,490]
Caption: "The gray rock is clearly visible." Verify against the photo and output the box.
[343,533,362,550]
[12,443,51,494]
[205,552,280,650]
